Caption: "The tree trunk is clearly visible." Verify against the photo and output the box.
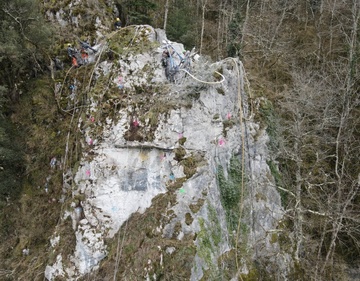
[200,0,207,54]
[163,0,169,30]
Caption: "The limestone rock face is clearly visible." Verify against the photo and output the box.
[45,25,289,280]
[44,0,116,38]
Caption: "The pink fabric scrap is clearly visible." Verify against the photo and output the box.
[226,112,232,120]
[90,116,95,122]
[85,169,91,176]
[178,133,183,139]
[133,120,139,127]
[218,138,226,146]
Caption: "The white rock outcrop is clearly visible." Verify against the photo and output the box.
[45,26,287,280]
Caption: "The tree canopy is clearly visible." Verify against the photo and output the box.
[0,0,53,201]
[0,0,53,105]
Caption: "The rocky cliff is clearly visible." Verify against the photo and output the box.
[41,24,289,280]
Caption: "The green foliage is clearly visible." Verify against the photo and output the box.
[0,117,24,201]
[267,160,287,206]
[259,99,279,152]
[0,0,54,104]
[0,70,87,279]
[108,26,158,56]
[227,12,243,57]
[121,0,157,25]
[180,155,197,178]
[166,0,197,49]
[222,119,235,137]
[0,86,8,111]
[207,204,221,247]
[198,218,213,264]
[197,204,223,279]
[217,155,243,232]
[178,136,187,145]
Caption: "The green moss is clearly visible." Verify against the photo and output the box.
[255,192,267,202]
[267,160,286,206]
[0,72,89,279]
[166,177,186,192]
[213,70,223,81]
[259,99,279,151]
[144,110,159,127]
[216,249,237,279]
[181,156,197,178]
[208,204,221,246]
[187,91,201,100]
[178,137,187,145]
[222,119,235,137]
[216,87,225,95]
[217,155,244,233]
[196,203,223,278]
[57,216,76,259]
[174,147,186,161]
[107,26,158,57]
[270,233,278,244]
[185,213,193,225]
[240,269,261,281]
[73,194,85,202]
[288,261,306,280]
[189,198,205,213]
[198,218,213,264]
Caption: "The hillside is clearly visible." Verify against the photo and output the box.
[0,0,359,281]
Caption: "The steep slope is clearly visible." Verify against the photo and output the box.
[2,1,359,280]
[41,25,288,280]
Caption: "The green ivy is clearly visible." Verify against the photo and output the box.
[259,99,279,152]
[217,155,243,232]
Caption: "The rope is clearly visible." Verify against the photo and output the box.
[179,69,225,84]
[223,58,254,121]
[230,58,246,276]
[229,57,258,280]
[113,220,128,280]
[162,42,225,85]
[238,61,254,121]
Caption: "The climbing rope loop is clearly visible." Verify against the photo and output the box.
[162,41,226,85]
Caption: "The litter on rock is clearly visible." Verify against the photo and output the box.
[218,138,226,146]
[133,120,139,127]
[50,157,57,168]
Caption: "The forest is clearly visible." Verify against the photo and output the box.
[0,0,359,280]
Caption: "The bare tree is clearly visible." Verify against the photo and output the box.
[163,0,169,30]
[199,0,208,54]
